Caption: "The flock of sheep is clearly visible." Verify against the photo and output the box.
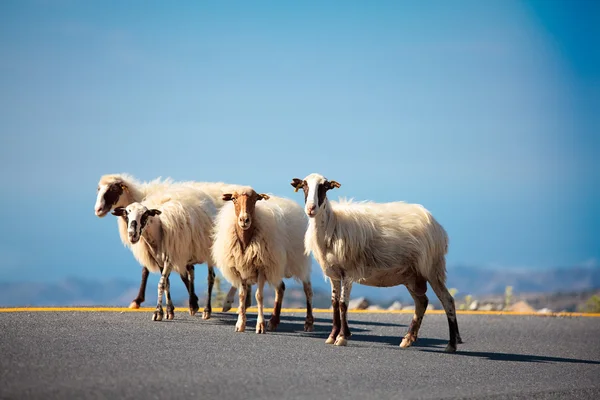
[94,172,462,352]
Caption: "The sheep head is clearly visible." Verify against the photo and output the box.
[291,173,340,218]
[95,175,131,217]
[222,188,269,231]
[111,203,161,244]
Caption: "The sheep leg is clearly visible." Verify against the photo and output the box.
[203,266,215,320]
[303,281,314,332]
[400,281,429,348]
[153,261,172,322]
[335,278,353,346]
[268,281,285,331]
[165,276,175,320]
[153,275,165,321]
[326,279,342,344]
[429,277,459,353]
[255,273,266,334]
[181,264,199,316]
[222,285,237,312]
[235,281,248,332]
[245,283,253,308]
[130,267,150,309]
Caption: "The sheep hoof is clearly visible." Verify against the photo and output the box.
[222,304,232,312]
[445,344,457,353]
[334,336,348,346]
[400,334,416,348]
[256,322,265,334]
[304,322,314,332]
[202,310,211,320]
[129,301,141,309]
[152,311,163,321]
[189,305,199,316]
[235,321,246,332]
[325,336,336,344]
[267,320,279,332]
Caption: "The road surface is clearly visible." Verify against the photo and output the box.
[1,309,599,399]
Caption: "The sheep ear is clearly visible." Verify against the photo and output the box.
[111,207,127,217]
[147,209,161,217]
[291,178,304,192]
[222,193,233,201]
[327,180,341,190]
[257,193,270,201]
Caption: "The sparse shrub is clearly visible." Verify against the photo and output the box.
[212,275,226,307]
[580,294,600,313]
[449,288,458,298]
[460,294,473,310]
[504,286,513,310]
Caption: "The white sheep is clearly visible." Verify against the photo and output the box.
[291,173,462,352]
[111,186,217,321]
[95,173,247,317]
[211,187,314,334]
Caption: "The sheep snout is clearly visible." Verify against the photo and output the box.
[238,214,251,230]
[128,221,140,243]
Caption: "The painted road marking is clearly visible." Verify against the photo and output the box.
[0,307,599,317]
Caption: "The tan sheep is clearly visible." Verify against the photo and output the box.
[112,186,216,321]
[95,173,248,317]
[292,173,462,352]
[211,187,314,333]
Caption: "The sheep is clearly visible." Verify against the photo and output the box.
[95,173,246,318]
[111,186,217,321]
[211,187,314,334]
[291,173,462,352]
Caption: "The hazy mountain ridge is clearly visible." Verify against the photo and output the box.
[0,264,598,307]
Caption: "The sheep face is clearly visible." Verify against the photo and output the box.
[222,189,270,231]
[111,203,161,244]
[95,181,126,217]
[291,173,340,218]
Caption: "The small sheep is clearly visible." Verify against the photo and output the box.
[95,173,248,316]
[111,186,217,321]
[211,187,314,333]
[291,173,462,352]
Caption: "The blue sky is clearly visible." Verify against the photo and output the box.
[0,0,598,285]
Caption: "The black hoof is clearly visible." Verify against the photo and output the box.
[444,344,457,353]
[267,317,280,331]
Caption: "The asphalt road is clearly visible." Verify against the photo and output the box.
[1,309,599,400]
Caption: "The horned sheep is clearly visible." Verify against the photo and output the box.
[291,173,462,352]
[95,173,245,318]
[111,186,217,321]
[211,187,314,333]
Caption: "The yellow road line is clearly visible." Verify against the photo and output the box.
[0,307,599,317]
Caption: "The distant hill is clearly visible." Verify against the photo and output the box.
[445,264,600,296]
[0,264,598,307]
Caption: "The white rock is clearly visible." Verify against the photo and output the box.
[348,297,369,310]
[387,301,403,311]
[469,300,479,311]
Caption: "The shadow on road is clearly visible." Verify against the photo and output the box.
[418,349,600,364]
[279,314,407,328]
